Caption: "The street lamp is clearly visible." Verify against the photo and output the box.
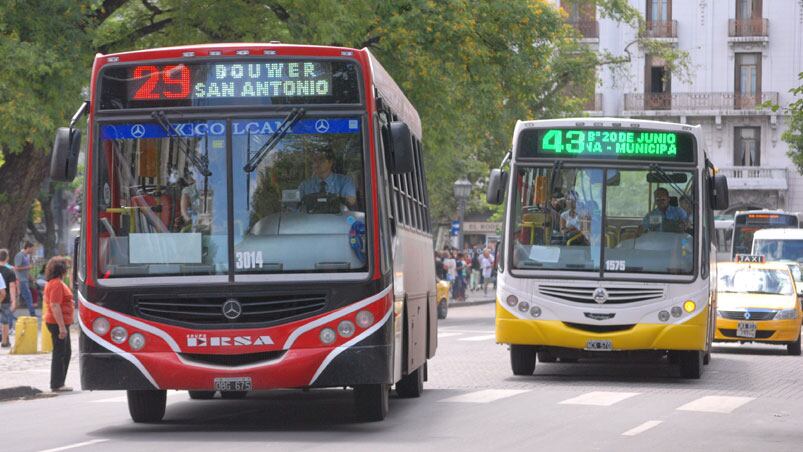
[453,177,472,250]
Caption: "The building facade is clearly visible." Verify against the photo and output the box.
[555,0,803,214]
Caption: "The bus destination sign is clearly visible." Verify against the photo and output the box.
[519,128,695,162]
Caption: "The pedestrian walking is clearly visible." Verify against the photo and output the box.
[43,256,74,392]
[480,249,494,295]
[14,242,37,317]
[0,249,18,348]
[470,250,481,291]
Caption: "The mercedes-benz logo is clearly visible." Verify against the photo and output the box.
[315,119,330,133]
[743,311,751,320]
[222,299,243,320]
[592,287,608,304]
[131,124,146,138]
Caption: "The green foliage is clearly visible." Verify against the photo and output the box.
[783,72,803,173]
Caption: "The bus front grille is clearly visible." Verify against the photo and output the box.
[539,285,664,304]
[563,322,636,333]
[717,310,777,321]
[134,293,327,326]
[179,350,286,367]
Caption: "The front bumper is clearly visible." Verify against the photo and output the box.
[714,317,802,343]
[496,302,709,351]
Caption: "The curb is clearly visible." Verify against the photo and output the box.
[448,298,495,308]
[0,386,43,402]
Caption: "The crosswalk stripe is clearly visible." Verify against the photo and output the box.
[676,396,754,413]
[437,332,463,338]
[458,334,496,342]
[440,389,530,404]
[559,391,640,406]
[622,420,663,436]
[92,392,187,403]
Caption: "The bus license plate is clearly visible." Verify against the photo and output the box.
[737,322,757,338]
[214,377,252,392]
[586,339,613,351]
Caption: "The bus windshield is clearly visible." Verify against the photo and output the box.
[511,167,695,275]
[732,212,798,256]
[96,116,367,277]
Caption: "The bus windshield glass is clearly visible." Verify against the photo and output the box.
[732,212,798,256]
[511,167,695,275]
[718,267,794,295]
[96,116,367,277]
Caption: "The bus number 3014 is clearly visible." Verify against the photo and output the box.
[236,251,264,269]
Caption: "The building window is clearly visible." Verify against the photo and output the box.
[561,0,597,38]
[735,53,761,109]
[736,0,761,20]
[647,0,670,21]
[731,0,765,36]
[644,55,671,110]
[734,127,760,166]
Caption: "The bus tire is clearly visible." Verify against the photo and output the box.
[510,345,537,376]
[437,299,448,319]
[679,351,704,379]
[787,336,801,356]
[396,363,424,398]
[127,390,166,423]
[188,391,216,400]
[354,384,389,422]
[220,391,248,399]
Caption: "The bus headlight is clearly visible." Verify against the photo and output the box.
[530,306,542,318]
[658,311,670,322]
[128,333,146,351]
[683,300,696,313]
[517,301,530,313]
[356,310,374,328]
[320,327,337,345]
[774,309,798,320]
[670,306,682,318]
[338,320,356,338]
[92,317,110,336]
[110,326,128,344]
[506,295,518,307]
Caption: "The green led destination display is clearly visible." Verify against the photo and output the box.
[519,128,696,162]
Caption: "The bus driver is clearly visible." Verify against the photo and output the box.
[298,148,357,209]
[642,187,688,233]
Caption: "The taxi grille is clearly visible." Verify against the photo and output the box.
[539,285,664,304]
[718,310,777,321]
[718,329,774,339]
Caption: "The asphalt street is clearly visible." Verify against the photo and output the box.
[2,302,803,452]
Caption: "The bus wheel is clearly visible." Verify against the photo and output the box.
[510,345,537,376]
[220,391,248,399]
[787,336,801,356]
[127,390,166,423]
[188,391,216,400]
[396,364,424,398]
[678,351,704,379]
[437,300,448,319]
[354,384,389,422]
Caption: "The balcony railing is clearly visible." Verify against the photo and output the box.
[728,18,769,37]
[717,167,788,191]
[643,20,677,38]
[624,92,779,112]
[568,20,599,39]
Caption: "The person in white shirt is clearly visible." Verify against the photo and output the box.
[480,249,494,295]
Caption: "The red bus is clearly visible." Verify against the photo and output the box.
[51,43,437,422]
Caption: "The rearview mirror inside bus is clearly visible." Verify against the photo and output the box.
[646,172,687,183]
[486,168,507,205]
[711,173,729,210]
[50,127,81,182]
[388,121,414,174]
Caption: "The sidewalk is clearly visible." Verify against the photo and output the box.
[0,307,80,400]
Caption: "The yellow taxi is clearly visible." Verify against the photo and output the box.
[715,257,802,355]
[437,279,451,319]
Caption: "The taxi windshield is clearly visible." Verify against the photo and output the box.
[718,267,794,295]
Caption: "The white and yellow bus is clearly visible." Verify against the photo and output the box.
[486,118,729,379]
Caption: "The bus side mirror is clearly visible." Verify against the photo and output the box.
[711,174,729,211]
[387,121,414,174]
[486,169,507,205]
[51,127,81,182]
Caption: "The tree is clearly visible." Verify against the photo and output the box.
[783,72,803,172]
[0,0,685,250]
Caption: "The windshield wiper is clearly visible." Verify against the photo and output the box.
[648,163,693,206]
[243,107,306,173]
[151,110,212,177]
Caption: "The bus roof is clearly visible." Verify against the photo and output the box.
[514,117,700,134]
[753,229,803,240]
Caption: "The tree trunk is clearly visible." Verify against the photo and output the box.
[0,144,50,250]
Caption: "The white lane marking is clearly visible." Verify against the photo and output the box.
[676,396,755,413]
[38,439,109,452]
[440,389,529,404]
[437,332,462,338]
[92,392,186,403]
[622,420,663,437]
[438,329,495,334]
[458,334,496,342]
[559,391,640,406]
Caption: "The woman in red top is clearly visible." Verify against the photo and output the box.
[43,257,74,392]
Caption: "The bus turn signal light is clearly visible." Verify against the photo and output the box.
[683,301,696,313]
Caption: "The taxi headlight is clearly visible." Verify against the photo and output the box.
[774,309,798,320]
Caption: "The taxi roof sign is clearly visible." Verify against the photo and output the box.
[735,254,766,263]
